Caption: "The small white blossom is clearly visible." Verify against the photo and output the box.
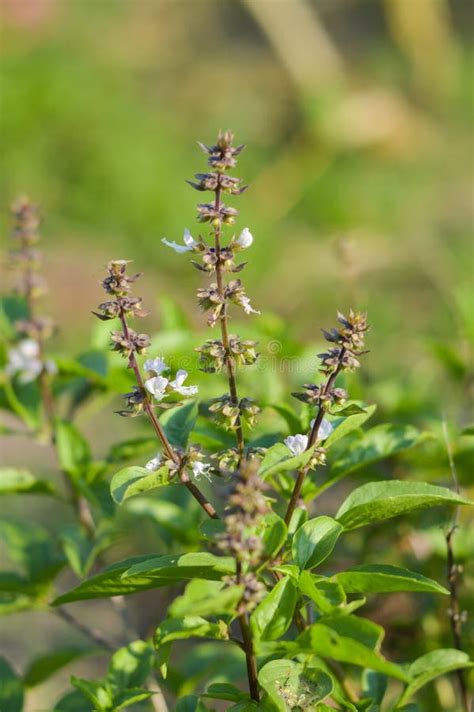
[284,433,308,456]
[6,339,48,383]
[145,375,169,401]
[169,369,198,397]
[162,229,198,253]
[191,460,212,482]
[310,417,333,441]
[143,357,168,375]
[145,453,163,471]
[235,227,253,250]
[240,295,260,316]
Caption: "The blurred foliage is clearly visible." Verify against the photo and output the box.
[0,1,473,710]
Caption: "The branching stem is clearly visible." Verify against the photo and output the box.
[284,348,346,525]
[118,307,218,518]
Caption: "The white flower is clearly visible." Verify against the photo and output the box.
[310,417,333,441]
[191,460,212,482]
[235,227,253,249]
[169,369,198,397]
[240,295,261,316]
[145,375,169,401]
[145,453,163,471]
[162,229,198,253]
[6,339,43,383]
[143,357,168,375]
[284,433,308,456]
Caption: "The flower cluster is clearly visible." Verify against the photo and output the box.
[143,357,198,402]
[197,336,258,373]
[209,395,260,431]
[197,279,259,327]
[145,445,212,483]
[218,458,268,613]
[318,309,369,376]
[6,197,56,383]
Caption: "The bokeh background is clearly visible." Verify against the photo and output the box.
[1,1,473,710]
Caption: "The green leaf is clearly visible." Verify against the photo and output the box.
[113,689,154,710]
[298,572,346,615]
[53,553,235,605]
[60,524,113,578]
[0,468,57,496]
[24,647,95,687]
[336,480,472,530]
[320,424,430,495]
[176,696,211,712]
[322,615,384,650]
[258,659,333,711]
[55,420,91,477]
[257,512,287,559]
[107,640,154,695]
[398,649,474,706]
[106,437,156,463]
[70,678,112,710]
[333,564,449,595]
[0,657,24,712]
[0,517,64,583]
[52,555,155,604]
[203,682,245,701]
[270,403,302,434]
[332,403,367,416]
[325,404,376,447]
[161,401,197,448]
[296,624,409,681]
[123,552,235,583]
[251,577,297,641]
[292,516,343,569]
[258,443,315,479]
[155,616,228,677]
[52,689,93,711]
[110,465,170,504]
[168,579,244,618]
[155,616,229,648]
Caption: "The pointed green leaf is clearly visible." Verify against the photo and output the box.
[0,657,24,712]
[251,577,297,641]
[53,553,235,605]
[258,443,315,479]
[258,659,333,711]
[55,420,91,477]
[325,404,376,447]
[257,512,288,559]
[24,647,96,687]
[336,481,472,530]
[298,572,346,615]
[296,623,409,681]
[110,466,170,504]
[292,516,343,569]
[168,579,244,618]
[0,468,56,496]
[160,401,197,448]
[107,640,154,694]
[398,649,474,705]
[333,564,448,595]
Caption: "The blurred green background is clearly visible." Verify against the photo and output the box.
[1,0,473,421]
[1,1,473,709]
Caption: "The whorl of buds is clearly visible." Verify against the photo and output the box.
[209,394,260,431]
[318,309,369,376]
[197,336,258,373]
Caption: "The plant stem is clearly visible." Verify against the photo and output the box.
[442,419,469,712]
[213,179,245,462]
[118,307,218,519]
[284,348,346,526]
[236,559,260,702]
[55,607,115,652]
